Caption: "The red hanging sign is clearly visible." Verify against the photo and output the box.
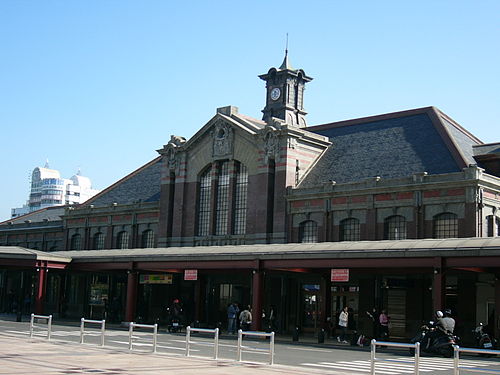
[184,269,198,281]
[331,269,349,282]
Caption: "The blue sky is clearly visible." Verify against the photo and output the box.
[1,1,499,220]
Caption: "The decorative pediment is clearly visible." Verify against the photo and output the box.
[260,126,280,163]
[211,120,234,160]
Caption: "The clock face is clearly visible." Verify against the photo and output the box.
[270,87,281,101]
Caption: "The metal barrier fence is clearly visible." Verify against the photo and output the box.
[80,318,106,347]
[29,314,53,340]
[128,322,158,353]
[237,329,275,365]
[371,339,420,375]
[185,326,219,359]
[453,345,500,375]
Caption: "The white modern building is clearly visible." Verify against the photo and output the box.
[11,164,100,218]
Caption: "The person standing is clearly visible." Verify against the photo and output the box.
[337,306,349,344]
[366,307,379,339]
[227,302,239,334]
[379,310,390,340]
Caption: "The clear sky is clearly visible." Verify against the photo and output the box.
[1,1,499,220]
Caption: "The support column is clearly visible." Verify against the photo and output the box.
[321,275,331,331]
[251,269,264,331]
[35,266,47,314]
[494,278,500,340]
[125,272,138,322]
[432,267,445,312]
[194,279,202,322]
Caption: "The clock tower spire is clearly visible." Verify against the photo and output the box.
[259,51,312,127]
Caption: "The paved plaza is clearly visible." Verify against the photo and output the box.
[0,332,339,375]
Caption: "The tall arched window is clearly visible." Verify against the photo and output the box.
[198,167,212,236]
[197,161,248,237]
[233,164,248,235]
[339,218,360,241]
[215,161,230,235]
[70,234,81,250]
[299,220,318,243]
[93,232,104,250]
[116,231,129,249]
[142,229,155,248]
[433,213,458,239]
[384,215,407,240]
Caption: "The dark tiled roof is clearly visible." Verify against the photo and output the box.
[82,157,161,207]
[300,107,481,187]
[0,206,66,225]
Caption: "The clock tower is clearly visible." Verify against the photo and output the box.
[259,51,312,127]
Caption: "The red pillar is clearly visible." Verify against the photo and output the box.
[35,267,47,314]
[432,270,445,312]
[125,272,138,322]
[251,270,264,331]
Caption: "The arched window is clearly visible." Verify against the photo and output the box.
[116,231,129,249]
[142,229,155,248]
[215,161,230,235]
[197,161,249,236]
[198,167,212,236]
[433,213,458,239]
[70,234,81,250]
[299,220,318,243]
[233,164,248,235]
[339,218,360,241]
[93,232,105,250]
[384,215,407,240]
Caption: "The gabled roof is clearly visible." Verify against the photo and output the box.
[299,107,482,187]
[81,157,162,207]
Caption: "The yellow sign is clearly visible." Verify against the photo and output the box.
[140,274,173,284]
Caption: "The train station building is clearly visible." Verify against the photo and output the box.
[1,54,500,342]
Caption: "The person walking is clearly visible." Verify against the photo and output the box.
[227,302,239,334]
[239,305,252,331]
[337,306,349,344]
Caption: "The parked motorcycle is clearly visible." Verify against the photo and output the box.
[166,306,184,333]
[410,321,458,358]
[474,323,496,355]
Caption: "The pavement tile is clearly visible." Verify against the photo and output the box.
[0,333,344,375]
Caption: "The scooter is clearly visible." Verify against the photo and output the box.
[410,321,457,358]
[165,307,184,333]
[474,323,496,354]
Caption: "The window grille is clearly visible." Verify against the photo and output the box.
[215,162,230,235]
[93,232,104,250]
[233,164,248,235]
[384,215,407,240]
[339,218,360,241]
[142,229,155,248]
[116,231,129,249]
[70,234,81,250]
[433,213,458,238]
[299,220,318,243]
[198,167,212,236]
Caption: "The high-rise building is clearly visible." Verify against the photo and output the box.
[11,163,99,218]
